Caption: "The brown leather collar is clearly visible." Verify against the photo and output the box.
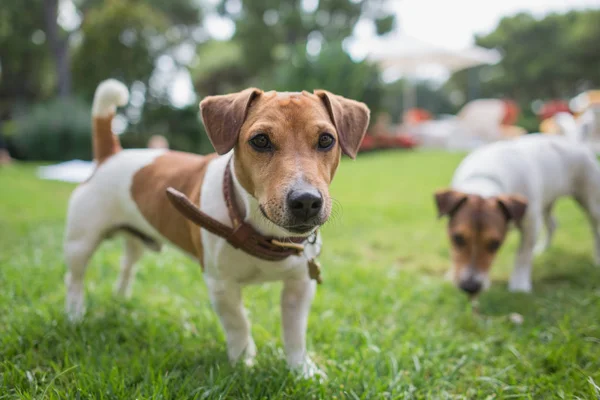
[165,160,311,262]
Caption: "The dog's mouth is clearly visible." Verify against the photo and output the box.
[259,205,321,235]
[283,224,318,234]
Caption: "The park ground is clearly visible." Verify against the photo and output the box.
[1,151,599,399]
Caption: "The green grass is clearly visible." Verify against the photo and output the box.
[1,152,600,399]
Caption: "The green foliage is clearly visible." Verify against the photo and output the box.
[218,0,373,75]
[2,154,600,397]
[72,0,170,100]
[71,0,203,101]
[0,0,54,108]
[257,42,384,115]
[12,97,92,161]
[443,10,600,131]
[123,102,214,154]
[191,40,248,96]
[447,10,600,111]
[199,0,396,99]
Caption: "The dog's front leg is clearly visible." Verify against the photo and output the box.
[281,278,323,378]
[204,276,256,366]
[509,218,540,293]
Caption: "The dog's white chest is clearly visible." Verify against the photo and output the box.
[205,241,313,283]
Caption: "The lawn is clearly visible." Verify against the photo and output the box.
[1,151,599,399]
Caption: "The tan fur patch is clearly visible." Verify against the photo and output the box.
[233,91,341,225]
[447,195,509,281]
[131,151,218,266]
[93,115,122,165]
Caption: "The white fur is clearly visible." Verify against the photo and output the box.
[451,135,600,292]
[92,79,129,118]
[64,148,323,377]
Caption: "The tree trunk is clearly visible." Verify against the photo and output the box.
[42,0,72,97]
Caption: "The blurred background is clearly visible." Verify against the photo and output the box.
[1,0,600,166]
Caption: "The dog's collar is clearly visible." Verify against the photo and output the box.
[165,160,320,270]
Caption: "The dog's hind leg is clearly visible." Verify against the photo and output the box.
[64,235,101,322]
[535,203,557,255]
[114,235,145,297]
[64,187,110,321]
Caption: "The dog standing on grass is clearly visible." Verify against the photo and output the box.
[435,135,600,295]
[64,79,369,377]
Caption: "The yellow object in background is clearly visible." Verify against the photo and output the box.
[540,117,559,134]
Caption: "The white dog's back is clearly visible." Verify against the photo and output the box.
[452,135,599,205]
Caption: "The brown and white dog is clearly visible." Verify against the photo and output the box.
[435,135,600,296]
[64,79,369,376]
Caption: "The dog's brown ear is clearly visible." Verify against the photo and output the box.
[314,90,370,159]
[199,88,262,155]
[434,189,468,218]
[496,194,528,224]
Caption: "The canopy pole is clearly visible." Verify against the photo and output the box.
[403,79,416,113]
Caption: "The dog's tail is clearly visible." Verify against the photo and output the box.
[91,79,129,165]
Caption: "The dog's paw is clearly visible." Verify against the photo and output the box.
[242,339,257,367]
[533,241,547,256]
[228,338,257,367]
[65,297,86,323]
[65,286,86,322]
[113,280,133,298]
[291,357,327,381]
[508,280,532,293]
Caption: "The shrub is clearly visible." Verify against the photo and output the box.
[13,98,92,161]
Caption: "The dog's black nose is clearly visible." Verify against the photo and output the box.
[287,188,323,220]
[459,279,482,295]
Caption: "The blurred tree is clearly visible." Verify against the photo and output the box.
[258,41,384,113]
[42,0,73,97]
[191,40,248,96]
[195,0,395,94]
[443,10,600,132]
[192,0,396,120]
[72,0,203,101]
[0,0,54,111]
[72,0,168,99]
[122,102,214,154]
[447,10,600,106]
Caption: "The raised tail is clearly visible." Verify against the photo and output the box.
[91,79,129,164]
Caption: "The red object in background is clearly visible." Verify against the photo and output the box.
[501,100,521,125]
[537,100,571,121]
[358,133,418,153]
[404,108,433,125]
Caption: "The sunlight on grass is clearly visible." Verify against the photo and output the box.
[1,152,599,398]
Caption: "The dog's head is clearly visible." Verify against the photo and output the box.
[200,88,370,235]
[434,189,528,296]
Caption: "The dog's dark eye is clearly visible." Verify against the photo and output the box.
[317,133,335,151]
[452,233,467,247]
[249,134,272,152]
[487,239,501,253]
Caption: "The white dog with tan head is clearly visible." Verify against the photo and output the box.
[435,135,600,296]
[64,79,369,377]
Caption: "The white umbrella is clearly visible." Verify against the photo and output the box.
[369,36,501,73]
[367,34,502,109]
